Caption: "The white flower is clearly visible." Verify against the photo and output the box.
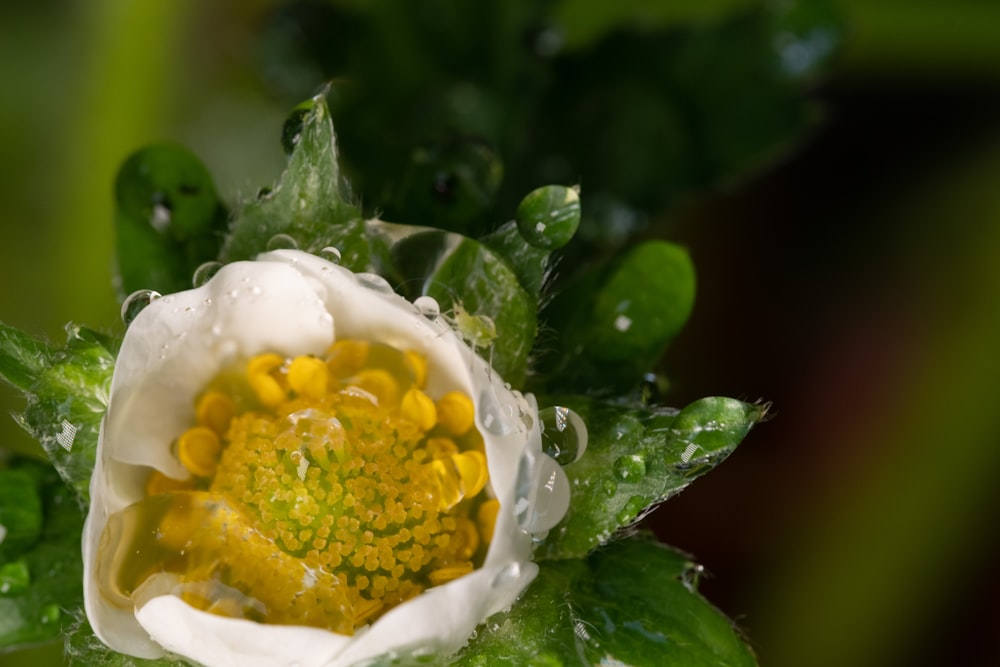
[83,249,570,667]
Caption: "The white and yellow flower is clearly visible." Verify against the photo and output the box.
[83,249,569,667]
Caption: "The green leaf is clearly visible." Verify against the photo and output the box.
[535,396,765,560]
[0,324,55,393]
[3,324,116,504]
[536,240,695,394]
[114,144,228,298]
[221,93,366,266]
[0,460,85,651]
[0,470,43,561]
[455,535,756,666]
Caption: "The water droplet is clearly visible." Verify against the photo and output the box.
[319,246,342,263]
[477,387,514,436]
[192,261,222,287]
[121,289,161,325]
[491,562,522,589]
[413,295,441,319]
[266,233,299,251]
[681,562,705,592]
[602,479,618,497]
[616,495,648,524]
[355,272,394,294]
[614,453,646,481]
[539,406,588,465]
[514,452,570,533]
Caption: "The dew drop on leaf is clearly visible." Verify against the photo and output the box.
[539,406,588,465]
[613,453,647,482]
[121,289,161,325]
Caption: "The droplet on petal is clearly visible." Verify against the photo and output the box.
[121,289,161,325]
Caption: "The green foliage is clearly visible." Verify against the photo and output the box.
[0,323,114,504]
[65,619,192,667]
[535,240,696,395]
[455,535,757,666]
[536,397,765,560]
[0,460,85,651]
[114,145,228,298]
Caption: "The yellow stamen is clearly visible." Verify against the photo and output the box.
[195,391,236,435]
[327,339,370,379]
[427,562,473,586]
[351,369,400,408]
[477,499,500,545]
[401,388,437,432]
[452,450,488,497]
[287,355,328,400]
[404,350,428,388]
[436,391,474,436]
[247,353,287,407]
[177,426,221,478]
[425,437,458,460]
[145,470,194,496]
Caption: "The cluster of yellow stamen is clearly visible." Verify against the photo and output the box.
[100,339,499,635]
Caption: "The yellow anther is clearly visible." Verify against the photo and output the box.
[287,355,328,400]
[452,450,488,497]
[454,517,480,560]
[327,339,370,379]
[427,562,473,586]
[177,426,222,478]
[477,499,500,545]
[401,388,437,432]
[157,498,202,551]
[436,391,474,436]
[247,353,287,408]
[351,369,400,408]
[404,350,427,388]
[145,470,194,496]
[195,391,236,435]
[354,598,384,626]
[430,458,464,511]
[425,437,458,460]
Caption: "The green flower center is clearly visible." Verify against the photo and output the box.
[97,339,499,634]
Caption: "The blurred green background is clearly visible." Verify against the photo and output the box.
[2,1,1000,665]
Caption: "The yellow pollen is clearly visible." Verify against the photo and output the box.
[177,426,222,478]
[104,338,494,636]
[436,391,475,436]
[401,388,437,432]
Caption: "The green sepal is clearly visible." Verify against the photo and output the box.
[0,322,115,504]
[0,460,85,651]
[114,144,228,298]
[390,232,535,385]
[535,396,765,560]
[455,534,756,666]
[221,92,366,266]
[536,240,695,394]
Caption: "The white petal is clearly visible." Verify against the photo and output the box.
[85,250,567,666]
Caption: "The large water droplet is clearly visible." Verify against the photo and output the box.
[266,233,299,251]
[319,246,342,263]
[121,289,161,325]
[514,451,570,534]
[477,387,514,436]
[355,272,394,294]
[192,261,222,287]
[539,406,588,465]
[413,295,441,319]
[614,453,646,481]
